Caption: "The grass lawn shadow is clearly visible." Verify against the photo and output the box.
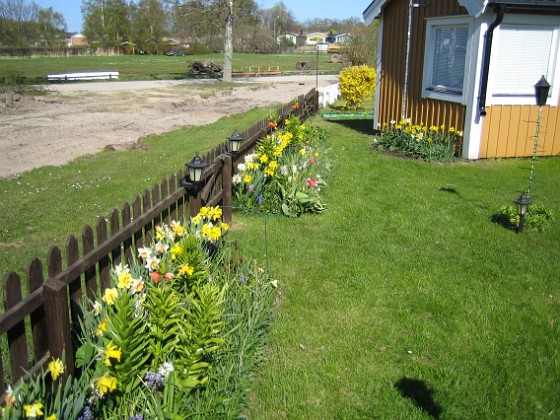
[323,118,378,136]
[395,377,442,419]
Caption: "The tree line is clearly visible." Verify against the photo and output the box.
[0,0,66,47]
[0,0,366,54]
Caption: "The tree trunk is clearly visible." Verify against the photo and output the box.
[222,0,233,82]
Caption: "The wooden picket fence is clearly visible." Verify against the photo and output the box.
[0,89,319,394]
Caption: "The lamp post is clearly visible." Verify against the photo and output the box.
[514,193,531,233]
[180,152,207,192]
[227,131,244,156]
[527,75,551,197]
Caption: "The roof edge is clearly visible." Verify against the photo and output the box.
[363,0,390,24]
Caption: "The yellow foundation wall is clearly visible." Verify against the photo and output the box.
[480,105,560,158]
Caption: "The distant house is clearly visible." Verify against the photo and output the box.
[277,32,298,46]
[364,0,560,159]
[306,32,326,46]
[66,33,87,48]
[335,33,352,45]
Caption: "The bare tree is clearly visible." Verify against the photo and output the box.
[0,0,38,46]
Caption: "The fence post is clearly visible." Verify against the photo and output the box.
[190,191,202,217]
[43,278,74,379]
[223,155,233,223]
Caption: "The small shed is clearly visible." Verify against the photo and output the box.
[364,0,560,159]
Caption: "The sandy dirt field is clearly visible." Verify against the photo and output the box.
[0,75,338,179]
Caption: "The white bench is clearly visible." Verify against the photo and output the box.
[47,71,119,82]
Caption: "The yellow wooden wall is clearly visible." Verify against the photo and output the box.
[377,0,467,130]
[480,105,560,158]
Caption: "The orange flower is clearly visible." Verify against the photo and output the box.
[164,272,174,282]
[150,272,161,283]
[267,121,277,128]
[292,103,300,109]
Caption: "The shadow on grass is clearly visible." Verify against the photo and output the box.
[322,118,378,136]
[395,377,442,419]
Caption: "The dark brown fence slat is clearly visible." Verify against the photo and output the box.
[169,174,177,222]
[43,277,73,379]
[97,217,110,294]
[223,155,233,223]
[142,189,153,244]
[133,195,143,251]
[82,226,96,297]
[28,259,47,368]
[5,272,28,382]
[110,209,121,267]
[161,178,169,225]
[152,184,161,227]
[122,203,132,265]
[66,234,83,332]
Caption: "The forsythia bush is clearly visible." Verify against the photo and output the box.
[339,65,376,110]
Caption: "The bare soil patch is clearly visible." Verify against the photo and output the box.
[0,76,338,179]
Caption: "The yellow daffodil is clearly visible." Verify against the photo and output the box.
[97,373,117,396]
[170,221,186,236]
[170,243,184,260]
[221,222,229,231]
[244,174,252,183]
[177,264,194,277]
[48,358,64,381]
[23,402,43,417]
[102,288,118,305]
[104,342,122,367]
[95,318,107,337]
[117,271,133,289]
[259,154,268,163]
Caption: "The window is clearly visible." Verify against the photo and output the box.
[488,15,560,105]
[422,17,472,103]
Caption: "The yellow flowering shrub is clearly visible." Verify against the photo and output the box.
[339,65,376,110]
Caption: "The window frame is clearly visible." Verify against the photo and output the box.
[422,16,474,105]
[487,14,560,106]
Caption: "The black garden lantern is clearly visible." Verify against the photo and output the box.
[180,152,207,192]
[227,131,244,155]
[514,193,531,233]
[534,75,551,107]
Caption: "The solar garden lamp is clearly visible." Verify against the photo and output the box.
[527,76,551,197]
[514,193,531,233]
[180,152,207,192]
[534,75,551,107]
[227,131,244,156]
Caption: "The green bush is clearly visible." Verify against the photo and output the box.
[492,203,555,232]
[339,65,376,111]
[375,118,462,162]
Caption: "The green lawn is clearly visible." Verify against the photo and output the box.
[0,52,340,83]
[1,106,559,417]
[229,118,560,418]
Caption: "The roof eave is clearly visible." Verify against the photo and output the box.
[363,0,390,24]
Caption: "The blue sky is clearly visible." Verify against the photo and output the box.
[33,1,368,33]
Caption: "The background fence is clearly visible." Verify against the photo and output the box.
[0,88,319,394]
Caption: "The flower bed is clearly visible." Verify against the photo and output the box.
[233,115,331,217]
[374,118,463,162]
[1,207,277,419]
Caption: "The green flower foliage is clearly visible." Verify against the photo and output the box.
[233,115,331,216]
[339,65,376,110]
[375,118,462,162]
[2,212,278,418]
